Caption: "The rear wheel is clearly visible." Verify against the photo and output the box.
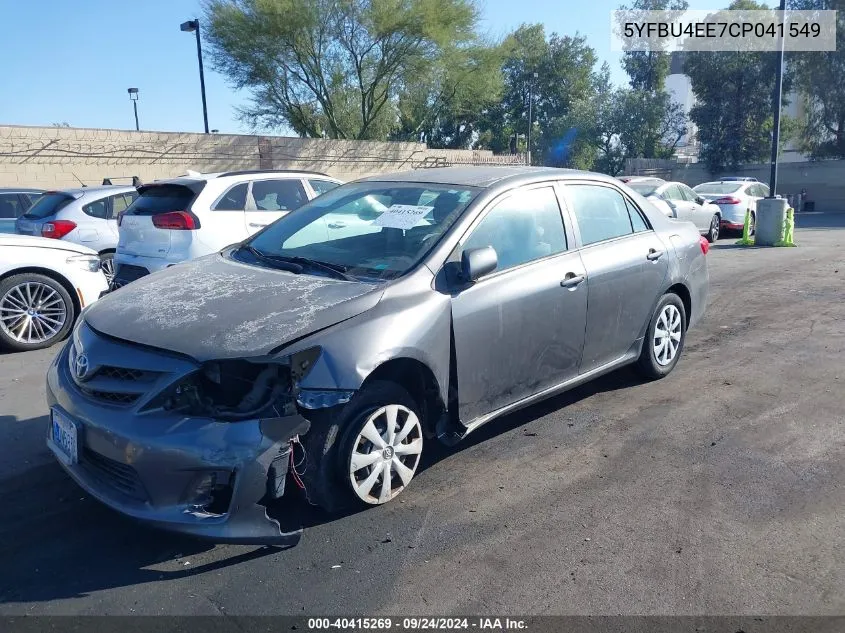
[636,293,687,380]
[0,273,74,352]
[706,214,720,243]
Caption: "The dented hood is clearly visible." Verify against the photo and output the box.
[84,253,383,361]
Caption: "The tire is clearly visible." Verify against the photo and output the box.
[635,293,687,380]
[0,273,75,352]
[298,380,425,512]
[99,252,115,284]
[706,214,720,243]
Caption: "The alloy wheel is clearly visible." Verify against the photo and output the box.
[0,281,68,345]
[709,215,720,242]
[100,255,115,284]
[653,304,682,366]
[348,404,423,505]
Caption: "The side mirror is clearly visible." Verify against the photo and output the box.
[696,195,706,205]
[460,246,497,283]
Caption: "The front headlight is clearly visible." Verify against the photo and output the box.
[66,254,101,273]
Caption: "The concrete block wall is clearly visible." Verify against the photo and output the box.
[0,125,525,190]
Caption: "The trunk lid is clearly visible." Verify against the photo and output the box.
[118,183,199,259]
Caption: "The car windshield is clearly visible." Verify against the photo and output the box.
[693,182,743,194]
[239,182,478,281]
[23,192,74,219]
[628,183,661,196]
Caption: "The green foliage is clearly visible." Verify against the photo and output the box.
[204,0,482,140]
[618,0,689,92]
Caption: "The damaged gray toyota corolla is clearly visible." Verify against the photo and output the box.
[46,166,709,543]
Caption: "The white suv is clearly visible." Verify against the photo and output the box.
[112,170,342,288]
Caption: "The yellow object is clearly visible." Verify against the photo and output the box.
[735,209,755,246]
[775,207,797,247]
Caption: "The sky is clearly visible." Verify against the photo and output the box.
[0,0,729,135]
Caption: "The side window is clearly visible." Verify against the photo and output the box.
[0,193,20,219]
[567,184,636,246]
[82,197,109,220]
[680,185,698,202]
[626,198,650,232]
[252,179,307,211]
[213,183,248,211]
[309,179,340,196]
[664,184,684,201]
[110,193,136,218]
[462,186,566,273]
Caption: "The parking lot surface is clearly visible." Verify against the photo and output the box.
[1,213,843,615]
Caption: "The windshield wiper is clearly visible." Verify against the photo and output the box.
[269,255,356,281]
[240,245,303,274]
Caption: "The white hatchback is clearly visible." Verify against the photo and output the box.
[112,170,342,288]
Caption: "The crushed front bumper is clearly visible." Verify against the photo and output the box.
[46,344,310,544]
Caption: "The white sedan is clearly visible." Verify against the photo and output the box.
[0,234,108,351]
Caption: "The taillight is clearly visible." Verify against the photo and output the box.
[151,211,198,230]
[699,235,710,255]
[41,220,77,239]
[714,196,741,205]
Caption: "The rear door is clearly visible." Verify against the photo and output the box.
[679,183,711,229]
[205,182,252,251]
[119,184,196,259]
[76,194,112,248]
[560,182,669,373]
[664,184,697,226]
[244,178,309,236]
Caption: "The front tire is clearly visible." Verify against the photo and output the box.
[99,252,115,284]
[706,214,720,243]
[636,293,687,380]
[0,273,74,352]
[298,381,425,512]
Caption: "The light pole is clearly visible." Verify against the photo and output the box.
[768,0,787,196]
[127,88,139,131]
[180,19,210,134]
[527,72,538,165]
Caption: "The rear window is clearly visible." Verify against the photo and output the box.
[127,184,197,216]
[24,192,74,219]
[693,182,743,194]
[627,183,660,197]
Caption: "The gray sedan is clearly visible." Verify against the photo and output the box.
[46,167,709,543]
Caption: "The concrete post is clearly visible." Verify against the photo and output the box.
[755,197,789,246]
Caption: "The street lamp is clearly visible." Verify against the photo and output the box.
[180,19,210,134]
[768,0,787,197]
[527,72,538,166]
[127,88,139,131]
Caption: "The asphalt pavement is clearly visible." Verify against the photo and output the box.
[0,213,843,615]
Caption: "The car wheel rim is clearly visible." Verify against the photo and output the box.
[101,257,115,283]
[710,217,719,240]
[653,304,682,367]
[0,282,67,344]
[349,404,423,505]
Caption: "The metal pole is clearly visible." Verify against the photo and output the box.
[769,0,787,196]
[195,22,210,134]
[133,101,139,131]
[527,80,533,166]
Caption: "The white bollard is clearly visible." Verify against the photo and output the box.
[755,197,789,247]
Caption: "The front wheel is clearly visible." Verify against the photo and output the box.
[636,293,687,380]
[99,252,115,284]
[0,273,75,352]
[706,214,720,243]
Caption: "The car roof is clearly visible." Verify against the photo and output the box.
[0,187,44,193]
[358,166,605,188]
[147,169,335,187]
[48,185,137,197]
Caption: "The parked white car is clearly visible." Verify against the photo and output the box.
[693,179,770,235]
[112,169,343,288]
[0,234,108,351]
[625,179,724,242]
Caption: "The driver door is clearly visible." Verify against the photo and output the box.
[449,184,587,424]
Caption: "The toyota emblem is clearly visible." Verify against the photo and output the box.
[75,353,91,381]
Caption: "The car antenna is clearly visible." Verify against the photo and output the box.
[71,172,87,187]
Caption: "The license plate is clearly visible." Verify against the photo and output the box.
[49,408,79,464]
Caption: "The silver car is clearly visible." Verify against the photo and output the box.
[626,180,723,243]
[46,167,709,542]
[15,185,139,282]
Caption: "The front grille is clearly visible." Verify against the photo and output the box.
[96,366,145,381]
[111,264,149,290]
[81,448,148,502]
[79,387,140,406]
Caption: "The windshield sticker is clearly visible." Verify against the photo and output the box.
[371,204,433,230]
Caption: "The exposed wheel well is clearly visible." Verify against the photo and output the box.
[362,358,445,437]
[666,283,691,330]
[98,248,115,256]
[0,267,81,318]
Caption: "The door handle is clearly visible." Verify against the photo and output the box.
[560,273,586,288]
[647,249,664,261]
[249,222,268,228]
[327,221,346,229]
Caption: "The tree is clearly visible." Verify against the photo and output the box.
[789,0,845,157]
[618,0,689,92]
[204,0,484,140]
[684,0,792,171]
